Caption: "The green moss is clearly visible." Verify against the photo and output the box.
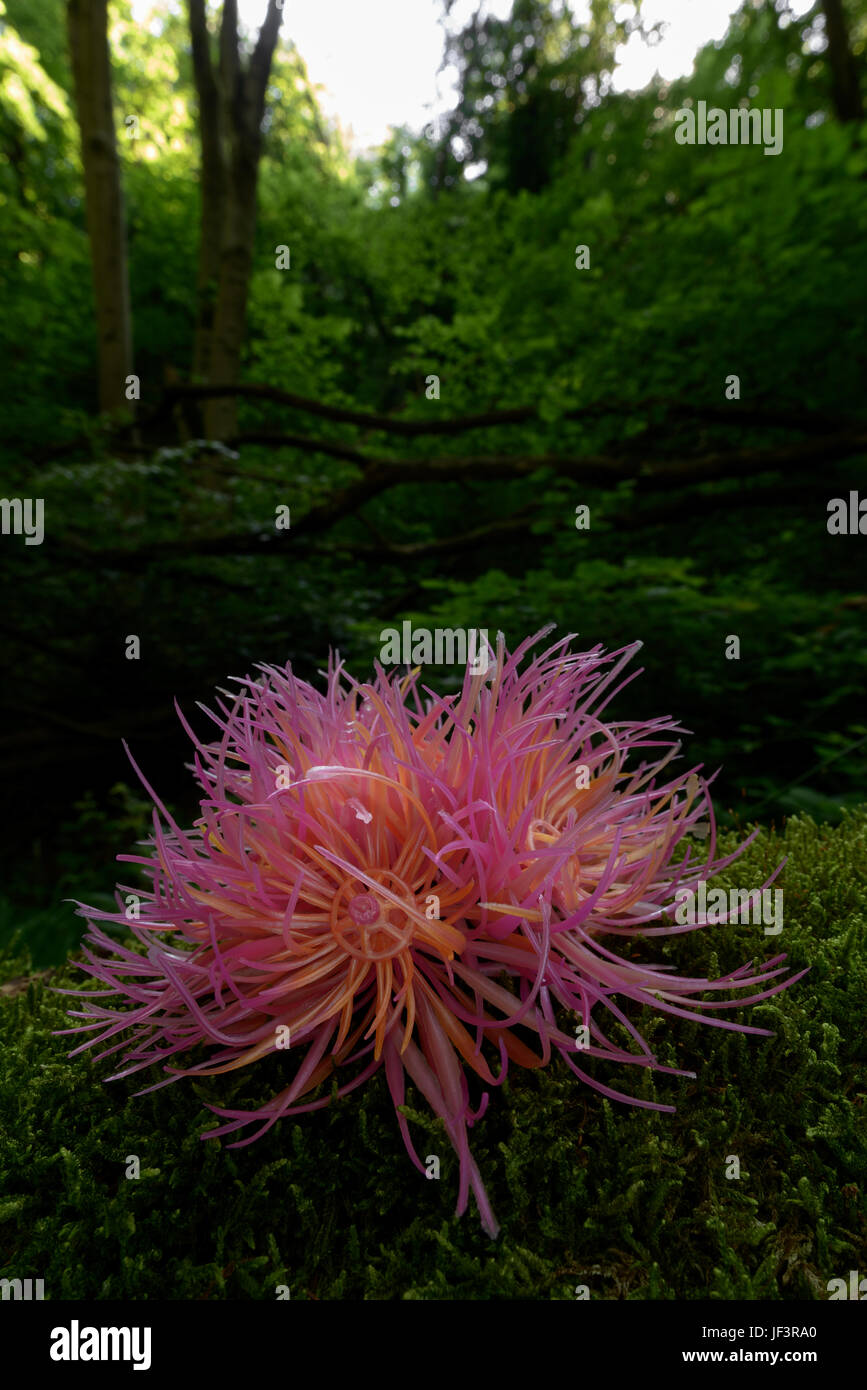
[1,811,864,1300]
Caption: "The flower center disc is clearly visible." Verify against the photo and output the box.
[332,878,418,961]
[348,892,380,926]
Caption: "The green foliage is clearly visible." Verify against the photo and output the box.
[0,809,864,1299]
[0,0,862,1311]
[427,0,651,194]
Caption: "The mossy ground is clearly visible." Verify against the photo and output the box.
[1,811,865,1300]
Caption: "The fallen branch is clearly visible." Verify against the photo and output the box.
[26,386,859,468]
[45,430,865,570]
[156,382,851,439]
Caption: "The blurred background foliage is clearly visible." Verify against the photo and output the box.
[0,0,865,962]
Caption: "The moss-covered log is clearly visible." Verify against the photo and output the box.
[1,810,864,1300]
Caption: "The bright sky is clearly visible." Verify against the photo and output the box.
[229,1,816,151]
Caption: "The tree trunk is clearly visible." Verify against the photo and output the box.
[188,0,226,388]
[821,0,864,122]
[67,0,134,420]
[187,0,283,441]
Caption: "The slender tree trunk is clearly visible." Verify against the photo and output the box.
[188,0,226,386]
[67,0,134,419]
[205,70,263,442]
[187,0,283,441]
[821,0,864,122]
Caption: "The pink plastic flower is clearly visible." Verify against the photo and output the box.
[61,629,802,1237]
